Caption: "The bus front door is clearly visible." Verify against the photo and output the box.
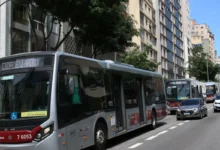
[113,76,126,132]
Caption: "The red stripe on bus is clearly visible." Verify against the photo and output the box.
[147,110,152,120]
[156,108,167,117]
[129,113,140,125]
[168,102,180,107]
[0,126,41,143]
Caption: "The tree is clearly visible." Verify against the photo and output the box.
[27,0,139,57]
[187,46,220,81]
[120,45,159,71]
[0,0,68,51]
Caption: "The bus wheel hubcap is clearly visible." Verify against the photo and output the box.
[96,130,105,144]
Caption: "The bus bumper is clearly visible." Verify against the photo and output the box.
[168,107,178,111]
[206,97,215,102]
[0,132,59,150]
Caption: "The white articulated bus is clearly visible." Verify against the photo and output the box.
[0,52,167,150]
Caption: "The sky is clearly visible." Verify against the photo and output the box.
[190,0,220,56]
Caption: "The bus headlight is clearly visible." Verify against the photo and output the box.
[33,123,54,142]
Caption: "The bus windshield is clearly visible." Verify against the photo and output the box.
[166,81,190,100]
[206,85,215,95]
[0,70,51,120]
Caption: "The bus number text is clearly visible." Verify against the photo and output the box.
[17,134,32,140]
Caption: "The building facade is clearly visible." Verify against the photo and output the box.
[127,0,158,65]
[0,0,88,59]
[191,20,216,62]
[153,0,184,79]
[182,0,192,78]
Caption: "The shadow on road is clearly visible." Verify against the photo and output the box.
[176,115,209,121]
[107,122,167,149]
[83,122,167,150]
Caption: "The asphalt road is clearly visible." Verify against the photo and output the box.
[105,103,217,150]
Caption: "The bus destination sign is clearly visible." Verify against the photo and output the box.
[0,58,44,71]
[169,81,188,85]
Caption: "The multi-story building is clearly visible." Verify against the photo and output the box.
[0,0,84,58]
[182,0,192,78]
[127,0,158,65]
[216,56,220,64]
[153,0,184,79]
[191,20,216,62]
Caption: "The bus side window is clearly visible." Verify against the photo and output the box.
[123,76,138,108]
[154,77,166,104]
[144,77,154,106]
[191,86,195,98]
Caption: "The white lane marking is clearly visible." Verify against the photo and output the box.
[208,107,213,111]
[145,130,168,140]
[184,120,190,123]
[128,143,143,149]
[178,123,184,126]
[169,126,177,129]
[146,136,156,140]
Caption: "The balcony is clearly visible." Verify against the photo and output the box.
[33,19,45,31]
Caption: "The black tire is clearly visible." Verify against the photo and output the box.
[150,111,157,130]
[199,111,203,119]
[176,117,181,120]
[205,111,208,117]
[94,123,107,150]
[214,109,217,113]
[170,111,176,115]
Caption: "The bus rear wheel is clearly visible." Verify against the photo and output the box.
[94,123,107,150]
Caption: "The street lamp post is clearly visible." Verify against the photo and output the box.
[206,53,209,82]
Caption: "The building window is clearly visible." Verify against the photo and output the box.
[13,3,28,24]
[12,30,28,54]
[140,13,144,25]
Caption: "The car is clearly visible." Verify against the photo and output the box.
[176,99,208,120]
[213,95,220,112]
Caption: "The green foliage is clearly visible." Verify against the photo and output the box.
[27,0,139,55]
[120,45,159,71]
[187,46,220,81]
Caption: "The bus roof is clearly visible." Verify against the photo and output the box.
[166,78,199,82]
[206,82,216,86]
[0,51,162,77]
[0,51,55,61]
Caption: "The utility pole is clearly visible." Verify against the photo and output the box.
[207,53,209,82]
